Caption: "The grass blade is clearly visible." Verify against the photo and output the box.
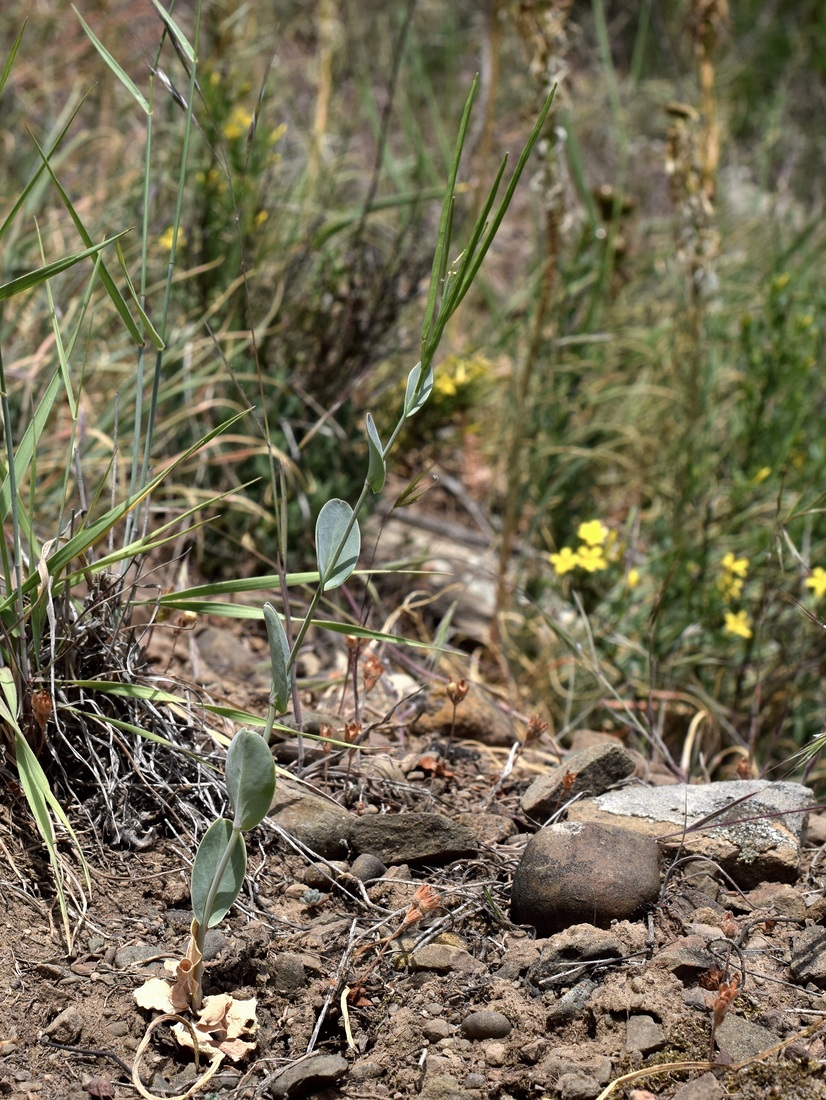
[72,6,150,113]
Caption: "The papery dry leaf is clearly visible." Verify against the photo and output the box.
[133,977,176,1013]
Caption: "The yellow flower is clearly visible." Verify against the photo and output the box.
[721,552,749,578]
[577,545,608,573]
[719,575,744,602]
[724,610,753,639]
[805,567,826,599]
[255,210,269,226]
[577,519,609,547]
[772,272,790,292]
[269,122,288,145]
[222,105,253,141]
[550,547,579,575]
[752,467,771,484]
[627,567,640,589]
[159,226,185,251]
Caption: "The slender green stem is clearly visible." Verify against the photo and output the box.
[192,822,241,1011]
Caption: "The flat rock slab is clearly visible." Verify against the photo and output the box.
[567,780,813,887]
[521,743,636,820]
[349,812,477,865]
[269,781,352,858]
[267,1053,349,1099]
[511,822,661,935]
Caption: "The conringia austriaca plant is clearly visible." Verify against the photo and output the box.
[182,75,556,1011]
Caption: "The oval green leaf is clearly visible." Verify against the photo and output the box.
[191,819,246,928]
[225,728,276,831]
[404,361,433,418]
[263,603,292,713]
[365,413,386,493]
[315,498,360,591]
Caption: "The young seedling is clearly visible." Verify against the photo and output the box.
[187,728,276,1011]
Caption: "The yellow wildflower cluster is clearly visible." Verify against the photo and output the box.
[223,105,254,141]
[805,567,826,599]
[433,354,488,400]
[549,519,638,585]
[718,552,748,602]
[724,610,752,639]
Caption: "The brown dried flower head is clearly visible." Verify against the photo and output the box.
[446,678,469,706]
[523,714,549,746]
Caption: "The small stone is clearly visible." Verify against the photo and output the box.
[113,944,164,969]
[456,812,517,845]
[556,1072,602,1100]
[349,812,477,865]
[269,781,352,858]
[714,1014,780,1060]
[302,861,347,890]
[349,1062,384,1082]
[43,1007,82,1044]
[671,1071,728,1100]
[521,743,636,820]
[267,1053,348,1099]
[511,822,660,935]
[419,1074,483,1100]
[484,1041,508,1066]
[625,1015,665,1054]
[546,980,598,1022]
[791,926,826,986]
[461,1010,512,1040]
[271,952,307,993]
[530,925,622,987]
[463,1073,487,1089]
[411,944,486,975]
[423,1018,453,1042]
[350,853,387,882]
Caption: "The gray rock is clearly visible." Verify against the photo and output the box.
[269,781,352,858]
[302,860,347,890]
[511,822,661,935]
[790,926,826,986]
[546,979,598,1021]
[349,1062,384,1082]
[114,943,166,969]
[456,812,518,845]
[423,1017,454,1042]
[530,926,622,987]
[460,1010,513,1040]
[43,1006,82,1044]
[350,853,387,882]
[270,952,307,993]
[349,812,477,865]
[419,1074,483,1100]
[556,1073,602,1100]
[714,1014,780,1060]
[625,1014,665,1054]
[411,944,487,975]
[567,780,813,886]
[671,1073,728,1100]
[266,1053,348,1099]
[521,743,636,820]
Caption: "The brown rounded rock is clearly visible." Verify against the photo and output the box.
[510,821,660,935]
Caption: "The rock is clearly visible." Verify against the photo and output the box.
[349,812,477,865]
[651,935,715,980]
[521,743,636,820]
[460,1010,513,1040]
[266,1053,349,1099]
[114,943,165,969]
[530,926,622,988]
[456,812,517,845]
[567,780,813,886]
[270,952,307,993]
[419,1074,483,1100]
[350,853,387,882]
[556,1073,602,1100]
[714,1014,781,1060]
[423,1018,454,1042]
[483,1041,508,1066]
[790,926,826,986]
[43,1006,82,1044]
[671,1073,728,1100]
[414,682,515,746]
[546,979,598,1022]
[625,1014,666,1054]
[511,822,661,935]
[349,1062,385,1082]
[302,861,347,890]
[736,881,807,920]
[411,944,487,976]
[538,1050,612,1086]
[269,781,352,858]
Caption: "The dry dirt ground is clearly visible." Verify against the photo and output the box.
[3,615,826,1100]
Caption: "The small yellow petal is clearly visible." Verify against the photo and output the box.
[577,519,609,547]
[804,567,826,599]
[723,610,753,639]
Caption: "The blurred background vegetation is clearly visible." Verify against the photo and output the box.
[3,0,826,787]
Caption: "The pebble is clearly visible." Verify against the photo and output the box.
[269,781,352,858]
[556,1072,602,1100]
[461,1010,512,1040]
[484,1041,507,1066]
[791,926,826,986]
[302,861,347,890]
[423,1018,453,1042]
[521,742,636,820]
[625,1014,665,1054]
[267,1053,349,1099]
[671,1071,729,1100]
[270,952,307,993]
[511,821,660,935]
[350,853,387,882]
[349,812,477,865]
